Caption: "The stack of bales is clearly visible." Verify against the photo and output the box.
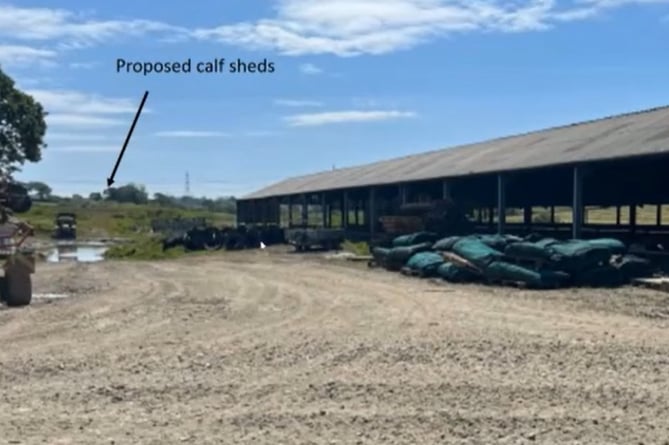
[371,232,655,289]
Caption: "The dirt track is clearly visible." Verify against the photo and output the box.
[2,249,669,444]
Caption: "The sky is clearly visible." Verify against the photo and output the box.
[1,0,668,199]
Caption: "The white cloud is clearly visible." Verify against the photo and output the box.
[274,98,323,107]
[0,5,185,46]
[46,133,111,142]
[299,63,323,74]
[25,88,146,129]
[244,130,279,137]
[154,130,231,138]
[192,0,669,56]
[48,145,120,153]
[27,89,140,114]
[46,114,126,128]
[285,109,417,127]
[69,61,98,69]
[0,44,57,66]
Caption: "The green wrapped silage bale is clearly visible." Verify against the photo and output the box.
[452,238,505,268]
[437,262,479,283]
[388,242,434,263]
[585,238,627,255]
[475,234,509,251]
[547,240,613,273]
[432,236,461,251]
[485,261,544,286]
[505,241,556,262]
[392,232,438,248]
[485,261,570,288]
[405,252,445,277]
[371,246,403,271]
[534,238,561,249]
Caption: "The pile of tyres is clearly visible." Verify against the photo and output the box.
[370,231,655,289]
[162,224,285,252]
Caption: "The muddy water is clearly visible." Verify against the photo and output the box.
[46,243,108,263]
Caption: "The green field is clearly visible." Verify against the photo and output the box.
[23,201,235,240]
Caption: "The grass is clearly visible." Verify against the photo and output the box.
[23,201,235,240]
[341,240,370,256]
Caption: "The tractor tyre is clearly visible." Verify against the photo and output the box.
[3,267,32,307]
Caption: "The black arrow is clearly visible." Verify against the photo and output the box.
[107,90,149,187]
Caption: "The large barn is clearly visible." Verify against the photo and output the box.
[237,105,669,245]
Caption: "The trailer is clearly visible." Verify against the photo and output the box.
[284,227,344,251]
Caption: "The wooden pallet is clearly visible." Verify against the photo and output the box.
[633,277,669,293]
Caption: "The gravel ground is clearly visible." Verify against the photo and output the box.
[1,249,669,444]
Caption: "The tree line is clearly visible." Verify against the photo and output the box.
[22,181,236,213]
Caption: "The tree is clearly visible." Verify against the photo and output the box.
[152,192,174,207]
[104,183,149,204]
[89,192,102,201]
[25,180,52,200]
[0,66,47,177]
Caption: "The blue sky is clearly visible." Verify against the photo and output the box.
[1,0,668,198]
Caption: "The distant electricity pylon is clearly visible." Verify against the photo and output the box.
[185,171,191,196]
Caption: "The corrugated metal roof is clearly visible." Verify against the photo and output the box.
[241,105,669,200]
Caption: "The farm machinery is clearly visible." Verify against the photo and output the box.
[52,212,77,240]
[0,181,35,307]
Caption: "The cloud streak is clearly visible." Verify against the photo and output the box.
[192,0,669,56]
[1,1,667,64]
[274,98,324,107]
[154,130,231,138]
[0,44,57,66]
[48,145,120,153]
[284,110,417,127]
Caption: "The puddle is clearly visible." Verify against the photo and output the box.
[46,243,108,263]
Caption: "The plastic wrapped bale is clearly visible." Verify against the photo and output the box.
[405,252,445,277]
[371,247,402,270]
[611,254,653,280]
[548,240,613,273]
[452,238,505,269]
[437,262,480,283]
[573,265,625,288]
[586,238,627,255]
[432,236,461,252]
[535,238,561,249]
[388,242,434,265]
[392,232,438,248]
[485,261,569,288]
[475,234,509,251]
[505,241,557,262]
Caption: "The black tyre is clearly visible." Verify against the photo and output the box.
[3,267,32,307]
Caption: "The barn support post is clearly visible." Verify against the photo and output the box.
[287,196,293,227]
[630,204,637,236]
[616,205,621,225]
[523,206,532,227]
[399,184,408,206]
[321,193,327,228]
[657,205,662,226]
[442,180,451,200]
[236,201,243,225]
[497,173,506,234]
[572,165,584,239]
[301,194,308,227]
[369,187,377,239]
[343,191,349,229]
